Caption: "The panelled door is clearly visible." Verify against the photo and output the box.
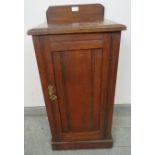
[41,33,111,142]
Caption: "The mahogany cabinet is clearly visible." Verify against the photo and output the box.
[28,4,126,150]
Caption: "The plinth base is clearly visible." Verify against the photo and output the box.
[52,138,113,150]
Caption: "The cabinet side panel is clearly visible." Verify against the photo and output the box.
[105,32,121,138]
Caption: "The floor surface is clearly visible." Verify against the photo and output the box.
[24,105,131,155]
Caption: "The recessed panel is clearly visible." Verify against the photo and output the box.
[52,49,103,133]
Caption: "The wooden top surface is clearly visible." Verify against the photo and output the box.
[28,4,126,35]
[28,19,126,35]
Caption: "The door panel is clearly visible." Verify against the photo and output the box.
[43,34,111,141]
[58,50,91,132]
[53,49,103,133]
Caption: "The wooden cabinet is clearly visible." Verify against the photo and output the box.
[28,4,126,150]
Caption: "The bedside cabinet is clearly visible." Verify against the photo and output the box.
[28,4,126,150]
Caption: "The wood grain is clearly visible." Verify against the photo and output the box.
[29,4,126,150]
[28,19,126,35]
[46,4,104,24]
[52,138,113,150]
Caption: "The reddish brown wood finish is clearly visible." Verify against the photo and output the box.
[28,4,126,35]
[29,4,126,150]
[46,4,104,24]
[52,139,113,150]
[28,19,126,35]
[32,32,121,149]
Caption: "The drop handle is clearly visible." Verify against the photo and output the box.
[48,85,57,103]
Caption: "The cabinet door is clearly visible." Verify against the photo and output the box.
[40,34,111,142]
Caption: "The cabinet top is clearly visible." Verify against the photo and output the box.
[28,4,126,35]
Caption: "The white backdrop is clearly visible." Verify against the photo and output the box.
[24,0,131,107]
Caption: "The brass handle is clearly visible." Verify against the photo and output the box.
[48,85,57,103]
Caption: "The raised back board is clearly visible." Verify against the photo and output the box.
[46,4,104,24]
